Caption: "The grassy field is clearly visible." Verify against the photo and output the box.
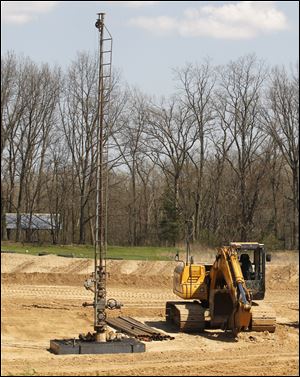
[0,241,178,261]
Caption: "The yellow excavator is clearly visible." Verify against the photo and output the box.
[166,242,276,335]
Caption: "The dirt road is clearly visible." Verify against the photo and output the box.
[1,252,299,376]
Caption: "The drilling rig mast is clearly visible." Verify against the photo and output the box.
[93,12,122,342]
[50,13,144,354]
[82,12,122,341]
[94,11,111,343]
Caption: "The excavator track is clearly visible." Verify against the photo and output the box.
[250,302,276,333]
[166,301,207,332]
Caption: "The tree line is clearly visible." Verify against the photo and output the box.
[1,52,299,249]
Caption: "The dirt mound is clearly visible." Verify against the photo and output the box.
[1,271,174,289]
[267,251,298,265]
[1,254,93,274]
[1,255,177,288]
[1,253,298,290]
[1,254,176,275]
[267,264,299,290]
[1,272,87,286]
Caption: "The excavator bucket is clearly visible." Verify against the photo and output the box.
[209,289,233,328]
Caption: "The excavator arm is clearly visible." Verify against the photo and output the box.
[209,246,252,334]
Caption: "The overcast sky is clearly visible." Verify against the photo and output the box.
[1,1,299,97]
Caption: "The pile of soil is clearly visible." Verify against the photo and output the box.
[1,254,177,288]
[1,252,298,290]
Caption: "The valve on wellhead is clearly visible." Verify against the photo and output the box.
[106,298,123,310]
[84,278,94,292]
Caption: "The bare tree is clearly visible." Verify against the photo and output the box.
[265,66,299,248]
[112,89,151,245]
[146,98,198,244]
[60,52,99,244]
[215,55,268,240]
[1,53,24,239]
[1,55,60,241]
[174,60,216,239]
[206,114,235,241]
[44,138,72,244]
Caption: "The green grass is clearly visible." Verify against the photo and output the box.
[0,241,178,261]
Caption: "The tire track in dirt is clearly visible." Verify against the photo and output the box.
[58,259,91,274]
[78,353,298,376]
[1,350,298,376]
[1,284,178,302]
[1,285,177,320]
[9,260,35,273]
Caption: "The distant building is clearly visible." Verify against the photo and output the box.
[5,213,61,230]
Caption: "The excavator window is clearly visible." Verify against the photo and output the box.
[240,253,254,280]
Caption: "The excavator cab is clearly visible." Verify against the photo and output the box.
[230,242,270,300]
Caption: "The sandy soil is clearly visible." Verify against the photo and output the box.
[1,252,299,376]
